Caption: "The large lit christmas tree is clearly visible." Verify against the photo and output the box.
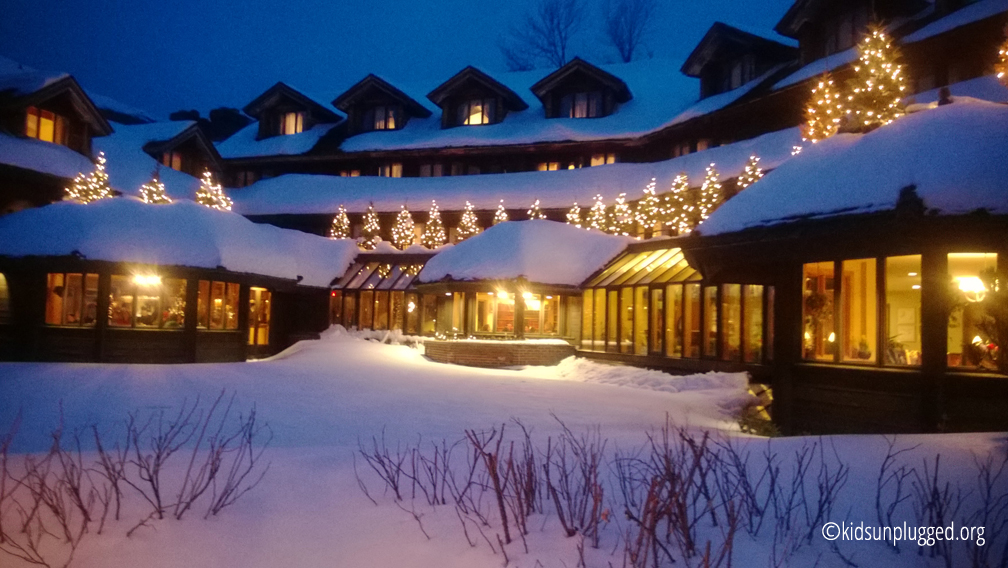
[493,200,509,225]
[663,173,692,235]
[391,204,415,250]
[634,179,661,237]
[698,163,721,224]
[65,151,114,204]
[457,201,481,241]
[803,73,846,143]
[422,200,447,248]
[608,193,633,236]
[330,205,350,239]
[527,199,546,220]
[737,155,764,190]
[360,203,382,250]
[139,168,171,204]
[846,27,907,131]
[586,194,607,231]
[565,202,581,227]
[195,170,232,211]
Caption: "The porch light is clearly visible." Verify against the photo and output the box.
[133,274,161,287]
[957,276,987,302]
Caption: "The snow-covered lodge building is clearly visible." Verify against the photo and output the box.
[0,0,1007,434]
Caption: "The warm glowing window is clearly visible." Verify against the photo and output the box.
[634,286,648,355]
[279,112,304,135]
[840,259,877,363]
[373,291,390,331]
[162,150,183,172]
[606,290,618,352]
[885,255,921,366]
[743,285,764,363]
[803,262,836,361]
[368,105,398,131]
[619,287,633,353]
[476,292,497,333]
[537,162,560,171]
[720,284,741,361]
[0,273,9,324]
[947,252,998,370]
[329,290,343,326]
[391,291,404,332]
[107,274,185,329]
[683,284,701,358]
[560,92,602,118]
[248,287,271,346]
[339,170,361,177]
[703,286,718,357]
[25,106,68,145]
[405,292,419,334]
[198,280,238,330]
[458,98,496,125]
[665,284,683,358]
[379,163,403,177]
[343,294,357,328]
[590,153,616,167]
[45,273,98,327]
[650,288,664,355]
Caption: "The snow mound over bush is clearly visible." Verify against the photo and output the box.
[554,356,749,394]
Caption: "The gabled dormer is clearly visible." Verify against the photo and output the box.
[141,122,223,178]
[242,82,341,140]
[333,74,432,135]
[0,73,113,155]
[774,0,928,63]
[530,58,632,119]
[427,66,528,128]
[682,22,798,99]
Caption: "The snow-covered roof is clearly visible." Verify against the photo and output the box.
[216,123,338,159]
[0,132,95,179]
[418,220,630,287]
[907,74,1008,106]
[231,126,802,215]
[698,98,1008,236]
[903,0,1007,44]
[86,91,158,124]
[0,198,359,288]
[721,22,799,48]
[0,57,68,98]
[92,122,204,200]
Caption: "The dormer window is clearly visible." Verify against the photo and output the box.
[162,150,183,171]
[279,112,304,135]
[560,92,603,118]
[25,106,69,145]
[458,98,497,126]
[365,105,399,131]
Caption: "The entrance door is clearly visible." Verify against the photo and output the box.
[248,287,271,347]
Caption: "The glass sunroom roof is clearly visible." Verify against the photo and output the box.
[334,261,427,291]
[584,247,699,288]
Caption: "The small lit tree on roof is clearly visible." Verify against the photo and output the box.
[65,151,114,204]
[566,202,581,227]
[139,167,171,204]
[846,26,907,131]
[391,204,415,250]
[586,194,607,231]
[422,200,447,248]
[663,173,692,235]
[698,163,721,224]
[527,199,546,220]
[457,201,481,241]
[608,193,633,236]
[493,200,509,225]
[634,179,661,237]
[997,33,1008,87]
[737,155,764,191]
[803,73,846,143]
[330,205,350,239]
[195,170,232,211]
[360,203,381,250]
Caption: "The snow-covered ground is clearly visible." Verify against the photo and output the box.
[1,330,1005,567]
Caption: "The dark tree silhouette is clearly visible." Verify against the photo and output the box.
[602,0,657,62]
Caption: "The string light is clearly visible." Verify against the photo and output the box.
[391,204,415,250]
[493,200,509,225]
[527,199,546,220]
[195,170,232,211]
[803,73,845,143]
[664,173,692,235]
[997,34,1008,87]
[698,163,721,225]
[737,155,764,190]
[608,193,633,236]
[330,205,350,239]
[586,194,607,231]
[360,202,382,250]
[139,169,171,204]
[457,201,481,241]
[65,151,113,204]
[846,27,907,131]
[565,202,581,228]
[633,179,661,237]
[422,200,446,248]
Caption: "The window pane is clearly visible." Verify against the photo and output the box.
[0,273,10,324]
[476,292,497,333]
[209,282,225,329]
[650,288,664,355]
[249,288,270,345]
[390,291,404,331]
[523,293,541,334]
[405,293,419,334]
[593,289,606,351]
[197,281,210,328]
[885,256,921,366]
[374,291,390,331]
[803,262,836,361]
[766,286,775,362]
[721,284,741,361]
[704,286,718,357]
[39,110,55,143]
[665,284,683,358]
[620,287,633,354]
[607,290,618,352]
[484,99,495,123]
[841,259,877,363]
[634,287,648,355]
[684,284,701,358]
[581,290,592,349]
[374,105,386,130]
[948,252,998,370]
[344,294,357,328]
[574,93,588,118]
[45,273,65,325]
[496,292,515,333]
[82,274,98,327]
[743,285,764,363]
[560,95,573,118]
[109,275,134,327]
[225,283,240,330]
[163,278,186,329]
[360,290,374,330]
[467,100,483,125]
[588,92,602,117]
[25,107,39,139]
[135,276,162,328]
[61,273,83,325]
[328,291,343,326]
[542,295,559,335]
[421,294,437,335]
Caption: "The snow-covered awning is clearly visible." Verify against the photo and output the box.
[0,198,359,288]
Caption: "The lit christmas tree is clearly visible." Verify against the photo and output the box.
[330,205,350,239]
[998,35,1008,87]
[565,202,581,227]
[737,155,764,190]
[360,203,382,250]
[698,163,721,224]
[195,170,232,211]
[803,73,846,143]
[422,200,447,248]
[527,199,546,220]
[608,193,633,236]
[846,27,907,131]
[65,151,113,204]
[139,168,171,204]
[391,204,415,250]
[493,200,509,225]
[457,201,481,241]
[634,179,661,237]
[586,194,607,231]
[663,173,692,235]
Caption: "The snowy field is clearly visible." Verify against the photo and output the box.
[1,329,1006,568]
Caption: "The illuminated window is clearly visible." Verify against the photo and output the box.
[683,284,701,358]
[620,287,633,353]
[45,273,98,327]
[523,293,541,334]
[593,289,606,350]
[405,292,419,334]
[359,290,374,329]
[743,285,764,363]
[477,292,497,333]
[343,294,357,328]
[885,255,921,366]
[391,291,404,331]
[634,287,648,355]
[421,294,437,335]
[841,259,877,363]
[458,98,496,125]
[947,253,998,370]
[106,274,185,329]
[378,163,403,178]
[374,291,390,331]
[665,284,683,358]
[0,273,9,324]
[721,284,741,361]
[248,287,271,346]
[279,112,303,135]
[538,162,560,171]
[650,288,664,355]
[162,151,183,172]
[367,106,398,131]
[199,280,238,330]
[339,169,361,177]
[704,286,718,357]
[590,153,616,167]
[606,290,618,352]
[802,262,836,361]
[329,290,343,326]
[25,106,68,145]
[559,92,602,118]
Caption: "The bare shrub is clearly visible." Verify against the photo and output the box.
[357,428,409,501]
[205,405,271,518]
[124,400,200,519]
[543,416,607,546]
